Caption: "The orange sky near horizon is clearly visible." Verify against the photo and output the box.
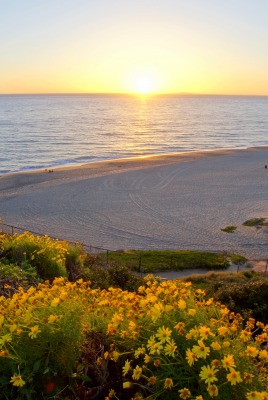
[1,1,268,96]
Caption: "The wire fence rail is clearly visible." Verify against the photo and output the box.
[1,222,267,274]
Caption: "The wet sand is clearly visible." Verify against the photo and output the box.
[1,147,268,259]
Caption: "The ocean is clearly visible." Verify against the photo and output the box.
[1,94,268,174]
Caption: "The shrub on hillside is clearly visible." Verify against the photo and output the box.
[0,232,68,280]
[0,261,39,297]
[0,278,267,399]
[86,264,143,291]
[0,232,89,282]
[107,264,144,291]
[212,279,268,323]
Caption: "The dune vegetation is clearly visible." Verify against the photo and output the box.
[0,231,267,400]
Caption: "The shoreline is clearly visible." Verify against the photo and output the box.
[2,145,268,179]
[1,146,268,259]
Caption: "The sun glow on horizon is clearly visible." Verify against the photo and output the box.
[124,68,165,95]
[134,76,155,94]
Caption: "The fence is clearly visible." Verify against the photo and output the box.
[1,223,267,274]
[0,222,109,254]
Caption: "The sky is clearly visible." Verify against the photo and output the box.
[1,0,268,95]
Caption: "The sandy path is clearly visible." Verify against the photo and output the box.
[1,147,268,259]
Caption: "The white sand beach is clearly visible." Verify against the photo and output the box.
[1,147,268,259]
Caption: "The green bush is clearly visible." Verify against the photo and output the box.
[242,217,266,227]
[221,225,237,233]
[107,265,144,291]
[212,279,268,323]
[0,233,90,282]
[65,243,89,281]
[0,232,68,280]
[0,261,39,297]
[86,264,143,291]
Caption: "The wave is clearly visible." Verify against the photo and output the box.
[1,94,268,174]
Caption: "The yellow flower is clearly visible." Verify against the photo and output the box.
[151,302,164,322]
[196,289,206,296]
[246,346,259,358]
[244,372,254,384]
[10,374,25,387]
[217,326,229,336]
[186,328,199,340]
[134,346,146,358]
[179,388,191,399]
[122,360,131,376]
[132,393,143,400]
[174,321,185,330]
[240,330,252,342]
[227,369,243,385]
[123,381,131,389]
[111,350,119,361]
[154,359,161,367]
[59,290,67,301]
[259,349,268,362]
[148,376,157,385]
[178,299,186,309]
[149,341,163,355]
[211,341,221,351]
[144,354,151,364]
[132,365,143,381]
[186,348,196,366]
[129,321,137,330]
[221,354,236,370]
[28,325,41,339]
[47,314,57,324]
[0,333,12,346]
[199,365,218,385]
[196,397,204,400]
[220,306,229,317]
[246,392,263,400]
[199,325,214,340]
[188,308,196,316]
[192,340,210,359]
[211,359,220,368]
[51,297,60,306]
[107,389,116,398]
[9,324,17,333]
[164,339,177,357]
[207,385,218,397]
[147,335,156,350]
[164,378,173,389]
[155,326,172,343]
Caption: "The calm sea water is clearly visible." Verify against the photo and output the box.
[1,94,268,174]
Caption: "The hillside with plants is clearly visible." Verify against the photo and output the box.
[0,231,267,400]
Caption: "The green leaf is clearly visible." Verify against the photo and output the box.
[76,363,85,373]
[80,375,93,383]
[43,367,50,375]
[33,359,42,372]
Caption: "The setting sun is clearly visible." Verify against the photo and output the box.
[134,76,155,94]
[123,68,165,95]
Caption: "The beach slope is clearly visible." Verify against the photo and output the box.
[1,147,268,259]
